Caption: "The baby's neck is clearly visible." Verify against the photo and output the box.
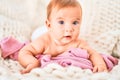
[53,38,76,48]
[53,39,65,46]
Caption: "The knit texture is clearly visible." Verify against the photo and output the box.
[0,0,47,42]
[81,0,120,57]
[0,0,120,80]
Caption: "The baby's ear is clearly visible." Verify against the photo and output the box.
[45,19,51,28]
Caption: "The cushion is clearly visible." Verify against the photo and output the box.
[0,0,48,42]
[31,26,47,41]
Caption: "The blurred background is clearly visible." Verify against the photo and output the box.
[0,0,120,56]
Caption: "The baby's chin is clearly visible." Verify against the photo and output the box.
[60,40,73,45]
[54,37,74,45]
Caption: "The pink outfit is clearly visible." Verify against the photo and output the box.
[0,36,118,71]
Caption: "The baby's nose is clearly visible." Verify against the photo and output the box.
[65,26,73,32]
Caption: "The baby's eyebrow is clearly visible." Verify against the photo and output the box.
[71,16,81,20]
[76,17,81,20]
[73,18,81,21]
[56,17,64,20]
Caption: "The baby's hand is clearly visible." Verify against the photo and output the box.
[20,62,40,74]
[20,64,33,74]
[93,64,108,73]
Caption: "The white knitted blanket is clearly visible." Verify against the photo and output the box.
[0,0,120,80]
[0,55,120,80]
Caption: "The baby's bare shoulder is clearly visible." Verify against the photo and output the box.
[77,38,89,48]
[35,32,50,42]
[30,32,51,54]
[78,38,87,44]
[30,32,51,49]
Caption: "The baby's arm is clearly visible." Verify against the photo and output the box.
[79,39,108,72]
[18,36,45,74]
[87,48,108,72]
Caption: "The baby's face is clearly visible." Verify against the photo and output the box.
[47,6,82,45]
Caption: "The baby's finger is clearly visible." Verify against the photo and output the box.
[20,66,32,74]
[20,69,29,74]
[97,67,108,72]
[97,68,104,72]
[93,66,98,73]
[104,69,108,72]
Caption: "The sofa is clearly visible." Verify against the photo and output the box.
[0,0,120,80]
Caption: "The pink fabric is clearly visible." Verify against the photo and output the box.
[102,54,118,71]
[0,36,28,60]
[37,48,118,71]
[0,36,118,71]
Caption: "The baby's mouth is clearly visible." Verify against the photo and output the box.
[64,36,72,39]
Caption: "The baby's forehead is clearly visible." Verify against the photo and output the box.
[56,4,81,10]
[52,6,82,13]
[50,6,82,20]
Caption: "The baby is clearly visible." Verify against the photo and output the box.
[18,0,107,74]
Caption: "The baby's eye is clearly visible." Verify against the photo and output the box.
[73,21,79,25]
[58,21,64,24]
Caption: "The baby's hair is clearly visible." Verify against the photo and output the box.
[47,0,82,20]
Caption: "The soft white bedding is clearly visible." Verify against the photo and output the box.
[0,56,120,80]
[0,0,120,80]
